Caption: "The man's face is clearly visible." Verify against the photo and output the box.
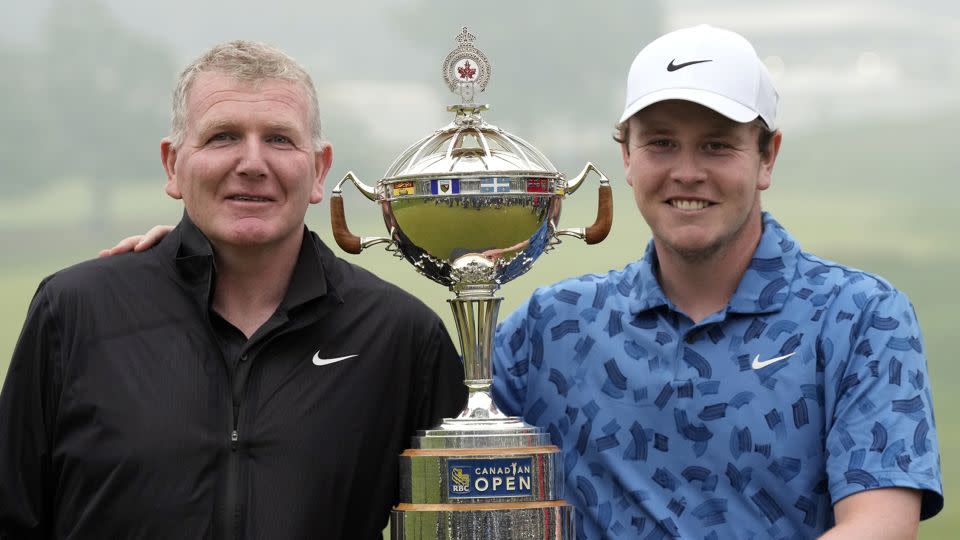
[621,100,780,262]
[161,72,332,251]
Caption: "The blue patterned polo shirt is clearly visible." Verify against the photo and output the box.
[492,213,943,539]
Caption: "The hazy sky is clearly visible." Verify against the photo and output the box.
[2,0,958,156]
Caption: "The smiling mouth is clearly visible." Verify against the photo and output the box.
[670,199,711,210]
[229,195,271,202]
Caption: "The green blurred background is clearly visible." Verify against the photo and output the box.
[1,0,956,536]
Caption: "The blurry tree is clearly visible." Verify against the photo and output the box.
[390,1,663,134]
[0,45,59,199]
[37,0,174,230]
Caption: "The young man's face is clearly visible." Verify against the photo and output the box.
[161,72,332,251]
[621,100,780,263]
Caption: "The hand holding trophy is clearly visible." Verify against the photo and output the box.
[331,27,612,540]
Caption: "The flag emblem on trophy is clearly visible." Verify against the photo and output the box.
[392,181,416,197]
[479,177,510,193]
[526,178,549,193]
[431,178,461,195]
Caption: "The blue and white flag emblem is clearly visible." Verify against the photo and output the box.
[479,177,511,193]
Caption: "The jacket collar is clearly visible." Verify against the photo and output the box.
[157,212,338,311]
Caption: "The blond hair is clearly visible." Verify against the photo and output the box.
[169,40,322,148]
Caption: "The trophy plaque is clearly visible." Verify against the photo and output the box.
[330,27,612,539]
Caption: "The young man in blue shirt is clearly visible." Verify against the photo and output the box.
[492,25,942,539]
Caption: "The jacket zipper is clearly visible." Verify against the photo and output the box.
[223,398,240,540]
[217,312,317,540]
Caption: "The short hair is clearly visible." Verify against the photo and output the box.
[614,115,777,158]
[168,40,322,149]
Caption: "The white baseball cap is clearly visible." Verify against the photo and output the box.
[619,25,778,129]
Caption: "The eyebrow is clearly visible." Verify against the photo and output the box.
[262,121,301,134]
[635,123,746,140]
[634,126,675,137]
[196,119,301,136]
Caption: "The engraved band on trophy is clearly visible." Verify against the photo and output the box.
[330,27,612,539]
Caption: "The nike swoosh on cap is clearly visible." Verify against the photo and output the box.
[751,352,796,370]
[666,58,713,72]
[312,353,359,367]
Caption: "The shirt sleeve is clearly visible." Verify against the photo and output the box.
[416,318,467,427]
[492,297,534,417]
[824,288,943,520]
[0,280,60,539]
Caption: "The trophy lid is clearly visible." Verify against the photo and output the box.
[383,124,558,178]
[382,27,560,180]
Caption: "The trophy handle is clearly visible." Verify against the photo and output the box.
[330,171,392,254]
[555,163,613,245]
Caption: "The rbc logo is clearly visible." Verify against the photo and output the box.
[450,467,471,493]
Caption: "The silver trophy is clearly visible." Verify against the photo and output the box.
[330,27,612,539]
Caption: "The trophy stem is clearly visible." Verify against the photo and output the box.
[448,295,505,420]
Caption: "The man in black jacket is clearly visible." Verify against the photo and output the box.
[0,40,466,539]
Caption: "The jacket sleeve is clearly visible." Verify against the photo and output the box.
[0,280,60,540]
[416,319,467,428]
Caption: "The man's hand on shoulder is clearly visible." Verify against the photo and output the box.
[99,225,174,257]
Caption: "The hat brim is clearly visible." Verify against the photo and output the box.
[618,88,759,125]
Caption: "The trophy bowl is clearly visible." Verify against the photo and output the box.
[331,111,611,293]
[329,27,612,540]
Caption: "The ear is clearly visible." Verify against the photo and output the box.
[160,138,182,200]
[757,130,782,191]
[619,120,635,187]
[621,141,634,188]
[310,142,334,204]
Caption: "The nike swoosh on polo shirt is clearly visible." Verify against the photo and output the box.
[751,352,796,370]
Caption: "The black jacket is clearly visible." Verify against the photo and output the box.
[0,217,466,539]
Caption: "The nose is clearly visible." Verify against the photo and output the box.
[669,148,707,185]
[235,139,268,178]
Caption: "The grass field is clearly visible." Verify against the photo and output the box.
[1,128,957,536]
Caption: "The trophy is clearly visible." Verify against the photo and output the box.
[330,27,612,539]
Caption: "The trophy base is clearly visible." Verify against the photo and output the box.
[391,502,573,539]
[392,417,573,539]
